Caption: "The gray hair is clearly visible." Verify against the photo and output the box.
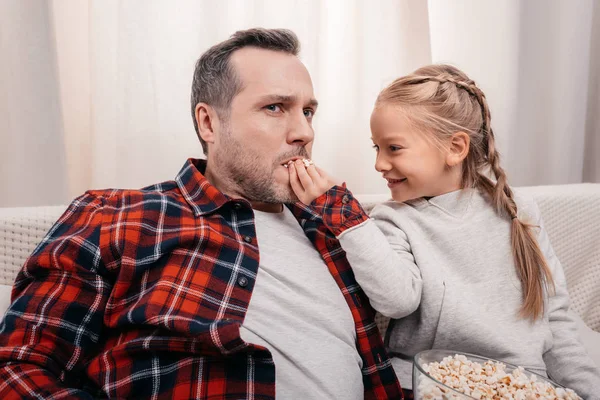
[190,28,300,155]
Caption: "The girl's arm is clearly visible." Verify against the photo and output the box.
[531,201,600,398]
[288,162,422,318]
[311,187,423,319]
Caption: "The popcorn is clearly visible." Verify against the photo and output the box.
[283,158,314,168]
[418,354,581,400]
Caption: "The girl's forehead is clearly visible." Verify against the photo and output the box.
[372,105,416,128]
[371,106,419,141]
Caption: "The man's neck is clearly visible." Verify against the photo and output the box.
[251,202,284,213]
[204,165,284,214]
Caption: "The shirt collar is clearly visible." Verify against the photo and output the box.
[175,158,231,217]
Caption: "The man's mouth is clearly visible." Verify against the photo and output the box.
[282,158,313,168]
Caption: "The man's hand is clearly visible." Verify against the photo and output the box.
[288,159,338,205]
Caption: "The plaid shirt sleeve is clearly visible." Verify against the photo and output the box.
[309,184,369,236]
[0,193,112,398]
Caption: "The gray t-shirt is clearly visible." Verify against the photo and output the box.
[239,207,363,399]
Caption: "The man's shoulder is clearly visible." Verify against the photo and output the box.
[76,179,189,214]
[84,180,176,199]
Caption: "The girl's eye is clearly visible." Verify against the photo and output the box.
[372,145,379,152]
[390,145,403,152]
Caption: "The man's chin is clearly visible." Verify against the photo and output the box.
[247,185,298,205]
[272,175,299,204]
[275,188,299,204]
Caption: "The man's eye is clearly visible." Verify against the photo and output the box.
[265,104,282,112]
[303,108,314,118]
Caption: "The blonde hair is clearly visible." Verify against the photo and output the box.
[377,64,554,320]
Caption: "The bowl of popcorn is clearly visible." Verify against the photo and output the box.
[413,350,582,399]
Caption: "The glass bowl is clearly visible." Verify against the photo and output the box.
[412,349,579,399]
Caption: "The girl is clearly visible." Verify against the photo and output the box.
[288,65,600,398]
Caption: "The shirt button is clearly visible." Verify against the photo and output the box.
[243,235,253,243]
[233,203,242,210]
[237,276,249,287]
[342,194,350,204]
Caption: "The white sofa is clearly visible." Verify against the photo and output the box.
[1,184,599,367]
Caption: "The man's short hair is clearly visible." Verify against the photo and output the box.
[190,28,300,155]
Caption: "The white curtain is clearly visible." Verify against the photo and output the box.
[1,0,599,207]
[0,0,68,206]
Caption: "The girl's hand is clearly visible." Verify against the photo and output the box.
[288,159,339,205]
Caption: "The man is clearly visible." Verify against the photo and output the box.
[0,28,402,399]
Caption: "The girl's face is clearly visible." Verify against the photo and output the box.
[370,104,463,203]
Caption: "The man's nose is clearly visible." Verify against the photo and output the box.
[287,112,314,146]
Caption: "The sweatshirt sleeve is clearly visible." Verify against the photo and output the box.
[313,189,422,319]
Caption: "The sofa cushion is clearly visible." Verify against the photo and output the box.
[0,205,69,286]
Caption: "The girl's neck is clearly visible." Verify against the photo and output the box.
[429,167,463,199]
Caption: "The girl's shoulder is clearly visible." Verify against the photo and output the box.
[511,188,543,224]
[369,199,417,217]
[368,198,429,230]
[367,189,543,224]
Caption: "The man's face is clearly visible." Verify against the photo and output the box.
[210,47,318,204]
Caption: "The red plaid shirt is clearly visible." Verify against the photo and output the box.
[0,159,402,399]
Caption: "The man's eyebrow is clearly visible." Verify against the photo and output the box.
[257,94,319,108]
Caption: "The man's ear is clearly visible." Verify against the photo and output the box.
[195,103,221,146]
[446,131,470,167]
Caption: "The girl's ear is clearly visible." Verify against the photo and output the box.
[446,131,470,167]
